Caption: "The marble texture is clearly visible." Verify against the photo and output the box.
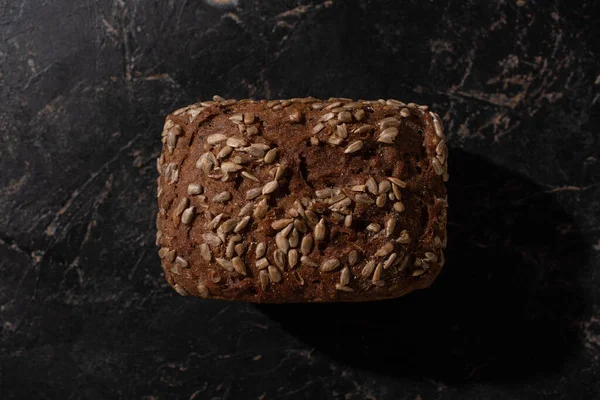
[0,0,599,399]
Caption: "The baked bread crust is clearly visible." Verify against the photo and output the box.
[156,96,448,302]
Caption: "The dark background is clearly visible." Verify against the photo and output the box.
[1,0,599,399]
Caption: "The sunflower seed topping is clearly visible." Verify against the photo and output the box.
[202,232,222,247]
[213,191,231,203]
[230,257,247,275]
[300,234,313,255]
[256,257,269,270]
[353,125,373,134]
[321,258,341,272]
[253,198,269,219]
[344,140,363,154]
[313,123,325,134]
[304,209,319,225]
[366,223,381,233]
[181,207,195,225]
[294,219,308,233]
[187,184,203,195]
[288,249,299,269]
[355,193,374,204]
[335,284,354,292]
[372,263,383,282]
[412,269,425,277]
[375,242,394,257]
[174,197,189,217]
[338,111,352,123]
[259,270,269,290]
[225,239,236,258]
[425,252,438,262]
[271,218,293,230]
[351,185,366,192]
[397,229,410,244]
[275,232,289,253]
[314,218,326,241]
[361,260,376,278]
[432,158,445,175]
[268,265,282,282]
[207,133,228,145]
[264,148,278,164]
[376,193,387,207]
[385,217,396,237]
[262,180,279,194]
[383,253,397,269]
[336,123,348,139]
[434,236,443,248]
[400,108,411,118]
[379,117,400,129]
[321,112,336,122]
[216,258,234,272]
[354,109,365,121]
[366,177,378,195]
[393,201,405,212]
[340,267,351,286]
[174,284,189,296]
[289,228,300,248]
[301,255,318,267]
[344,214,353,227]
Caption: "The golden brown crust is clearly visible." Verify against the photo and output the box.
[156,97,448,302]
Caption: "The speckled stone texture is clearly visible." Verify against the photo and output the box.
[0,0,599,399]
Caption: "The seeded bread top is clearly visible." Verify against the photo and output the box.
[156,96,448,302]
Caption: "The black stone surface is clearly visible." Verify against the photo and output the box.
[1,0,599,399]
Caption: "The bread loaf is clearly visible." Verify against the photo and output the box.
[156,96,448,302]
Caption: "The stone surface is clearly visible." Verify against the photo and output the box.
[1,0,599,399]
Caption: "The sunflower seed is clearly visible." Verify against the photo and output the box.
[262,180,279,194]
[314,218,326,241]
[207,133,228,145]
[175,256,188,268]
[366,223,381,233]
[393,201,405,212]
[275,164,286,180]
[174,197,189,217]
[230,257,246,275]
[412,269,425,277]
[313,123,325,134]
[294,219,308,233]
[268,265,282,282]
[326,192,346,204]
[155,231,163,246]
[353,109,365,121]
[400,108,411,118]
[372,263,383,282]
[328,135,343,145]
[432,158,444,175]
[366,177,378,195]
[273,249,286,270]
[337,267,349,286]
[321,112,336,122]
[289,228,299,247]
[312,103,327,110]
[377,132,396,144]
[301,234,313,255]
[267,100,279,108]
[256,257,269,269]
[301,255,318,267]
[355,193,374,204]
[396,255,409,271]
[232,216,250,233]
[288,249,299,269]
[220,162,242,173]
[240,145,265,158]
[166,132,177,153]
[397,230,410,244]
[216,258,234,272]
[213,191,231,203]
[385,217,396,237]
[255,242,267,259]
[217,146,233,160]
[228,114,243,123]
[253,198,269,219]
[244,125,257,135]
[347,250,358,266]
[351,185,366,192]
[436,140,447,156]
[361,260,375,278]
[392,184,402,200]
[226,239,236,258]
[259,270,269,290]
[335,284,354,292]
[246,187,263,200]
[336,123,348,139]
[321,258,340,272]
[241,112,254,124]
[203,232,222,247]
[165,251,178,263]
[379,117,400,129]
[353,125,373,135]
[237,172,258,183]
[226,137,247,148]
[434,236,443,248]
[212,95,225,101]
[219,218,238,233]
[376,194,387,207]
[276,232,289,252]
[375,242,394,257]
[158,247,170,259]
[344,214,353,227]
[425,252,438,262]
[187,184,203,195]
[338,111,352,123]
[305,209,319,225]
[271,218,293,230]
[344,140,363,154]
[181,207,195,225]
[329,197,351,211]
[386,99,404,106]
[206,213,224,230]
[310,137,319,145]
[383,253,397,269]
[264,148,278,164]
[174,284,189,296]
[196,153,213,173]
[381,127,399,139]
